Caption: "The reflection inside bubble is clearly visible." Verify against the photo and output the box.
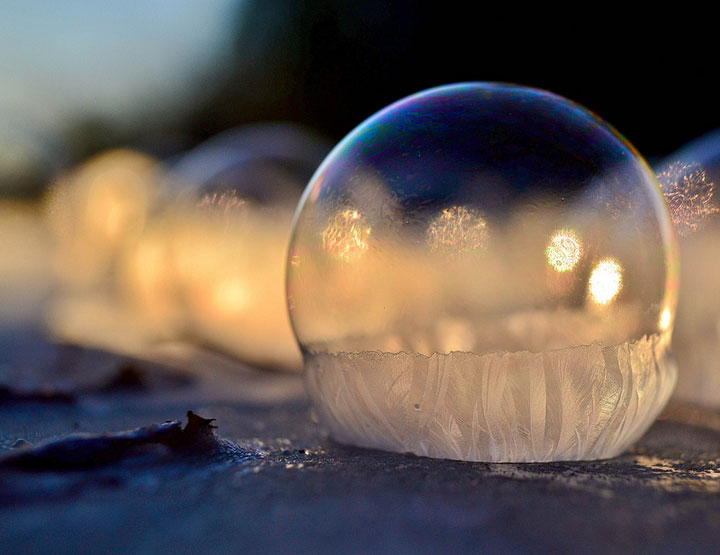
[322,208,371,261]
[426,206,488,255]
[545,228,582,272]
[589,258,623,305]
[659,307,671,331]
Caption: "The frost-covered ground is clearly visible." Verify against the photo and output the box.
[1,326,719,554]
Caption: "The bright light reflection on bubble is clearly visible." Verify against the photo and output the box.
[545,229,582,272]
[322,208,371,261]
[427,206,488,254]
[659,307,671,331]
[589,258,623,305]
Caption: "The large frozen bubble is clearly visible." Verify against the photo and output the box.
[287,83,678,461]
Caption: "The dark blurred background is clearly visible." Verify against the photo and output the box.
[1,1,715,197]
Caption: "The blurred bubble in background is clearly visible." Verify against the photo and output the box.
[43,149,169,358]
[121,124,331,370]
[658,131,720,407]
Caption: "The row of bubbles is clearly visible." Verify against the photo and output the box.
[45,124,331,372]
[26,82,720,461]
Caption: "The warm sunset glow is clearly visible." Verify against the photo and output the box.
[322,208,371,261]
[545,229,582,272]
[427,206,488,254]
[589,258,623,305]
[211,278,250,314]
[74,151,157,246]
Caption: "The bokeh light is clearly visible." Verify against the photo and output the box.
[659,307,672,331]
[588,258,623,305]
[545,229,582,272]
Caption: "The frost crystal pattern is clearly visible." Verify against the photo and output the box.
[305,334,675,462]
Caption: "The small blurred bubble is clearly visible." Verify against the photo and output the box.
[41,149,171,359]
[122,123,332,371]
[657,131,720,407]
[46,149,165,291]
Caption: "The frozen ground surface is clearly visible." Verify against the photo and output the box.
[1,326,719,554]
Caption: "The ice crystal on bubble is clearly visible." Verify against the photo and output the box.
[657,162,718,236]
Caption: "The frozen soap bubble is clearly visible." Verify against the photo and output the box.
[657,130,720,407]
[46,149,164,292]
[43,149,168,353]
[122,123,331,371]
[287,83,678,462]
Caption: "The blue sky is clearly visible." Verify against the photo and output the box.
[0,0,240,129]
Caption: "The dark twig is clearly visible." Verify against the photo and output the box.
[0,411,235,471]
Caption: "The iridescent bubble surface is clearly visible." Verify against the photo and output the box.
[287,83,678,462]
[658,130,720,407]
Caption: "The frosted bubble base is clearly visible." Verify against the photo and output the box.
[305,334,676,462]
